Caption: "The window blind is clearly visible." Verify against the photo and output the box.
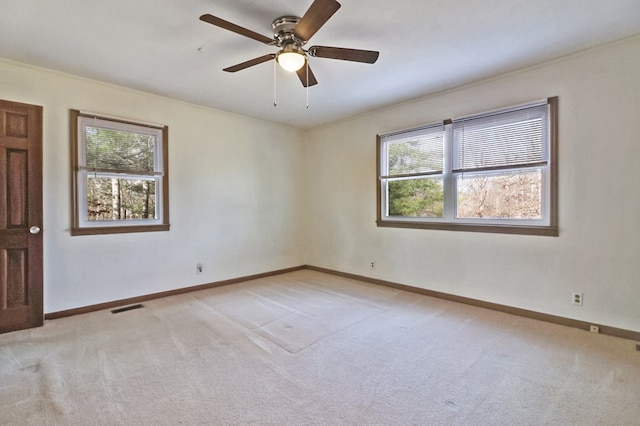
[380,123,446,178]
[84,125,156,172]
[452,103,549,173]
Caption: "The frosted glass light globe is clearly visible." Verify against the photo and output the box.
[277,51,306,72]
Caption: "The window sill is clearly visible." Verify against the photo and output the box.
[376,220,558,236]
[71,224,170,236]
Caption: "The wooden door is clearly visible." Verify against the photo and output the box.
[0,99,43,333]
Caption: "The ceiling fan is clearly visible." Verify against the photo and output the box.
[199,0,379,87]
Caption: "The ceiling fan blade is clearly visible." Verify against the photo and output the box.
[296,64,318,87]
[293,0,341,42]
[200,14,274,45]
[223,54,275,72]
[308,46,379,63]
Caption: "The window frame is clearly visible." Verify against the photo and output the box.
[70,110,170,236]
[376,97,558,236]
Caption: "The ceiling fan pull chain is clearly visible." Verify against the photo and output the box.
[273,59,278,107]
[306,61,310,109]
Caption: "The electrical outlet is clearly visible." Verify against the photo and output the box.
[196,263,203,274]
[369,260,376,270]
[590,325,599,333]
[571,292,583,306]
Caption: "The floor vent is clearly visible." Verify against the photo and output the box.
[111,304,144,314]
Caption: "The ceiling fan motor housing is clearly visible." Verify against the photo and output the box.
[272,16,304,48]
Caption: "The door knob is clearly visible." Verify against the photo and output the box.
[29,226,41,234]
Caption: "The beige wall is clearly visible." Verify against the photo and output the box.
[303,36,640,332]
[2,35,638,333]
[0,58,305,313]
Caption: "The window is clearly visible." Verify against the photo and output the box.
[377,97,557,236]
[71,110,169,235]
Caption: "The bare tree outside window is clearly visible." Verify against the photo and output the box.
[84,126,157,221]
[457,171,542,219]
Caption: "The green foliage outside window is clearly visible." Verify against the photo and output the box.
[388,179,444,217]
[387,137,444,217]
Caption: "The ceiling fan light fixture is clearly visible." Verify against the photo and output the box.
[276,46,306,72]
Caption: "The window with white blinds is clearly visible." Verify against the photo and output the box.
[377,98,558,236]
[71,110,170,235]
[453,103,548,173]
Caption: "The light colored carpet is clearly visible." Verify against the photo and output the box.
[1,270,639,425]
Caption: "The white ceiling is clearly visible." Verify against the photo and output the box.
[1,0,640,129]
